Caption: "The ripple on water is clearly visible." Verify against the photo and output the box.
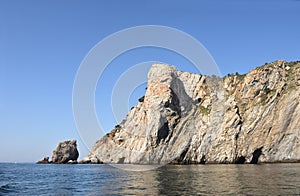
[0,163,299,195]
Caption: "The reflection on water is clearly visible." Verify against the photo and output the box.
[104,164,300,195]
[0,163,299,195]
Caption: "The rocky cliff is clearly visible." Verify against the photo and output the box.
[85,60,300,164]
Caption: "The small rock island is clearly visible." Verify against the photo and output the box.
[37,140,79,164]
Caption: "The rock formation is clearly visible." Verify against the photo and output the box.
[79,157,103,164]
[36,156,50,164]
[51,140,79,164]
[85,60,300,164]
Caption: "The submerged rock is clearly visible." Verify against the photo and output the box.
[84,60,300,164]
[51,140,79,164]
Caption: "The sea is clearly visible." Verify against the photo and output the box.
[0,163,299,195]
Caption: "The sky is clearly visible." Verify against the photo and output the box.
[0,0,299,162]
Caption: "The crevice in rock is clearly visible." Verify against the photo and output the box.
[156,122,170,145]
[267,127,272,136]
[234,132,239,140]
[233,109,243,164]
[168,88,181,117]
[235,156,246,164]
[250,147,263,164]
[179,146,189,162]
[235,105,243,123]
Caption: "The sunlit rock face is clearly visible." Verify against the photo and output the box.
[85,60,300,164]
[52,140,79,164]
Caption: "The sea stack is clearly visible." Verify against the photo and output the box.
[37,140,79,164]
[51,140,79,164]
[83,60,300,164]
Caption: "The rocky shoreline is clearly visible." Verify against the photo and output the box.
[37,139,300,165]
[39,60,300,165]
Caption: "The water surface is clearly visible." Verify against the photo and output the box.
[0,163,299,195]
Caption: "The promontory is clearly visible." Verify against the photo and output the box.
[83,60,300,164]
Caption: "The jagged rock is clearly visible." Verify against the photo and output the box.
[84,60,300,164]
[36,156,50,164]
[51,140,79,164]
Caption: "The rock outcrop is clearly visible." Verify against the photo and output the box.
[79,157,103,164]
[85,60,300,164]
[51,140,79,164]
[36,156,50,164]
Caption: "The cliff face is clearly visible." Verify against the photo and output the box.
[86,60,300,164]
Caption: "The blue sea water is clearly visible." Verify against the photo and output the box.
[0,163,299,195]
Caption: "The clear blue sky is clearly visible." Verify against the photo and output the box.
[0,0,299,162]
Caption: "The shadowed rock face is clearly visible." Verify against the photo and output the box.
[85,60,300,164]
[52,140,79,164]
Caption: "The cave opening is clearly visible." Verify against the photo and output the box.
[250,147,263,164]
[235,156,246,164]
[200,155,206,164]
[117,157,125,164]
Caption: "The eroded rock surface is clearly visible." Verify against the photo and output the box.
[52,140,79,164]
[85,60,300,164]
